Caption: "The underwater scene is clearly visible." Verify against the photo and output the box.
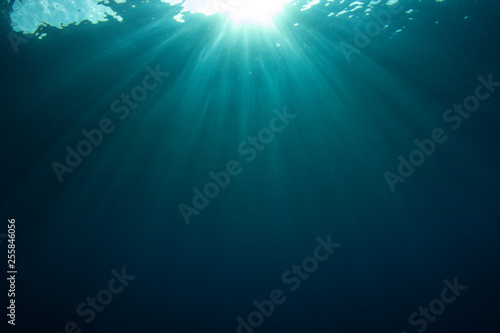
[1,0,500,332]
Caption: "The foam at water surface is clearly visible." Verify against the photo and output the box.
[10,0,123,37]
[9,0,413,38]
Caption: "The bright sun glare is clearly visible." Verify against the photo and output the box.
[225,0,291,26]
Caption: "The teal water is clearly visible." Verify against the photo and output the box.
[1,0,500,332]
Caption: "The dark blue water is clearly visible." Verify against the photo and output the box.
[1,0,500,332]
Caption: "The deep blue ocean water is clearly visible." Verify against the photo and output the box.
[1,0,500,332]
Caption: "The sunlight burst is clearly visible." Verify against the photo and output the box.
[225,0,291,26]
